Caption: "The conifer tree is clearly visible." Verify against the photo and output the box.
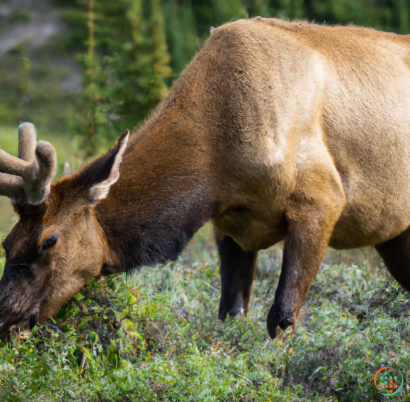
[150,0,172,100]
[164,0,198,75]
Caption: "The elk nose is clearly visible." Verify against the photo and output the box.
[29,313,38,330]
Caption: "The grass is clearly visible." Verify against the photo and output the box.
[0,226,409,401]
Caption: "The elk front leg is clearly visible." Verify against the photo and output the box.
[267,157,346,338]
[214,226,258,320]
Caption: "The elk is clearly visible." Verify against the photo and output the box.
[1,18,410,339]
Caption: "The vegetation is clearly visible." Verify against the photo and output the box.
[0,227,409,401]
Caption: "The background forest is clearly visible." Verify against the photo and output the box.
[1,1,410,401]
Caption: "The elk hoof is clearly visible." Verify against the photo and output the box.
[218,297,244,321]
[218,306,244,321]
[267,304,294,339]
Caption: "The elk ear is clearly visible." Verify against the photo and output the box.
[76,130,130,203]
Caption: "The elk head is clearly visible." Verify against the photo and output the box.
[0,123,129,338]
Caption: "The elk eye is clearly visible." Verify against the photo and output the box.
[41,234,59,252]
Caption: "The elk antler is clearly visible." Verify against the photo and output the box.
[0,123,57,204]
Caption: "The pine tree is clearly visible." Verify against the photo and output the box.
[72,0,173,152]
[396,0,410,33]
[248,0,271,17]
[82,0,98,156]
[210,0,248,26]
[150,0,172,100]
[164,0,198,75]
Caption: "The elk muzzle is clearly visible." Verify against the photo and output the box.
[0,261,51,340]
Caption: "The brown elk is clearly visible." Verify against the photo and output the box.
[1,18,410,339]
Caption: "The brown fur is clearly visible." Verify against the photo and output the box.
[1,18,410,338]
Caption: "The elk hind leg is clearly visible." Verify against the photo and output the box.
[376,227,410,292]
[214,226,258,320]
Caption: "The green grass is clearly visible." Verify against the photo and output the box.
[0,227,409,401]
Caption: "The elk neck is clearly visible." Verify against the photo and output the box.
[96,105,220,273]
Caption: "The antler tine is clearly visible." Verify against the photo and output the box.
[0,124,36,176]
[0,123,57,204]
[0,173,25,202]
[18,122,37,162]
[27,138,57,204]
